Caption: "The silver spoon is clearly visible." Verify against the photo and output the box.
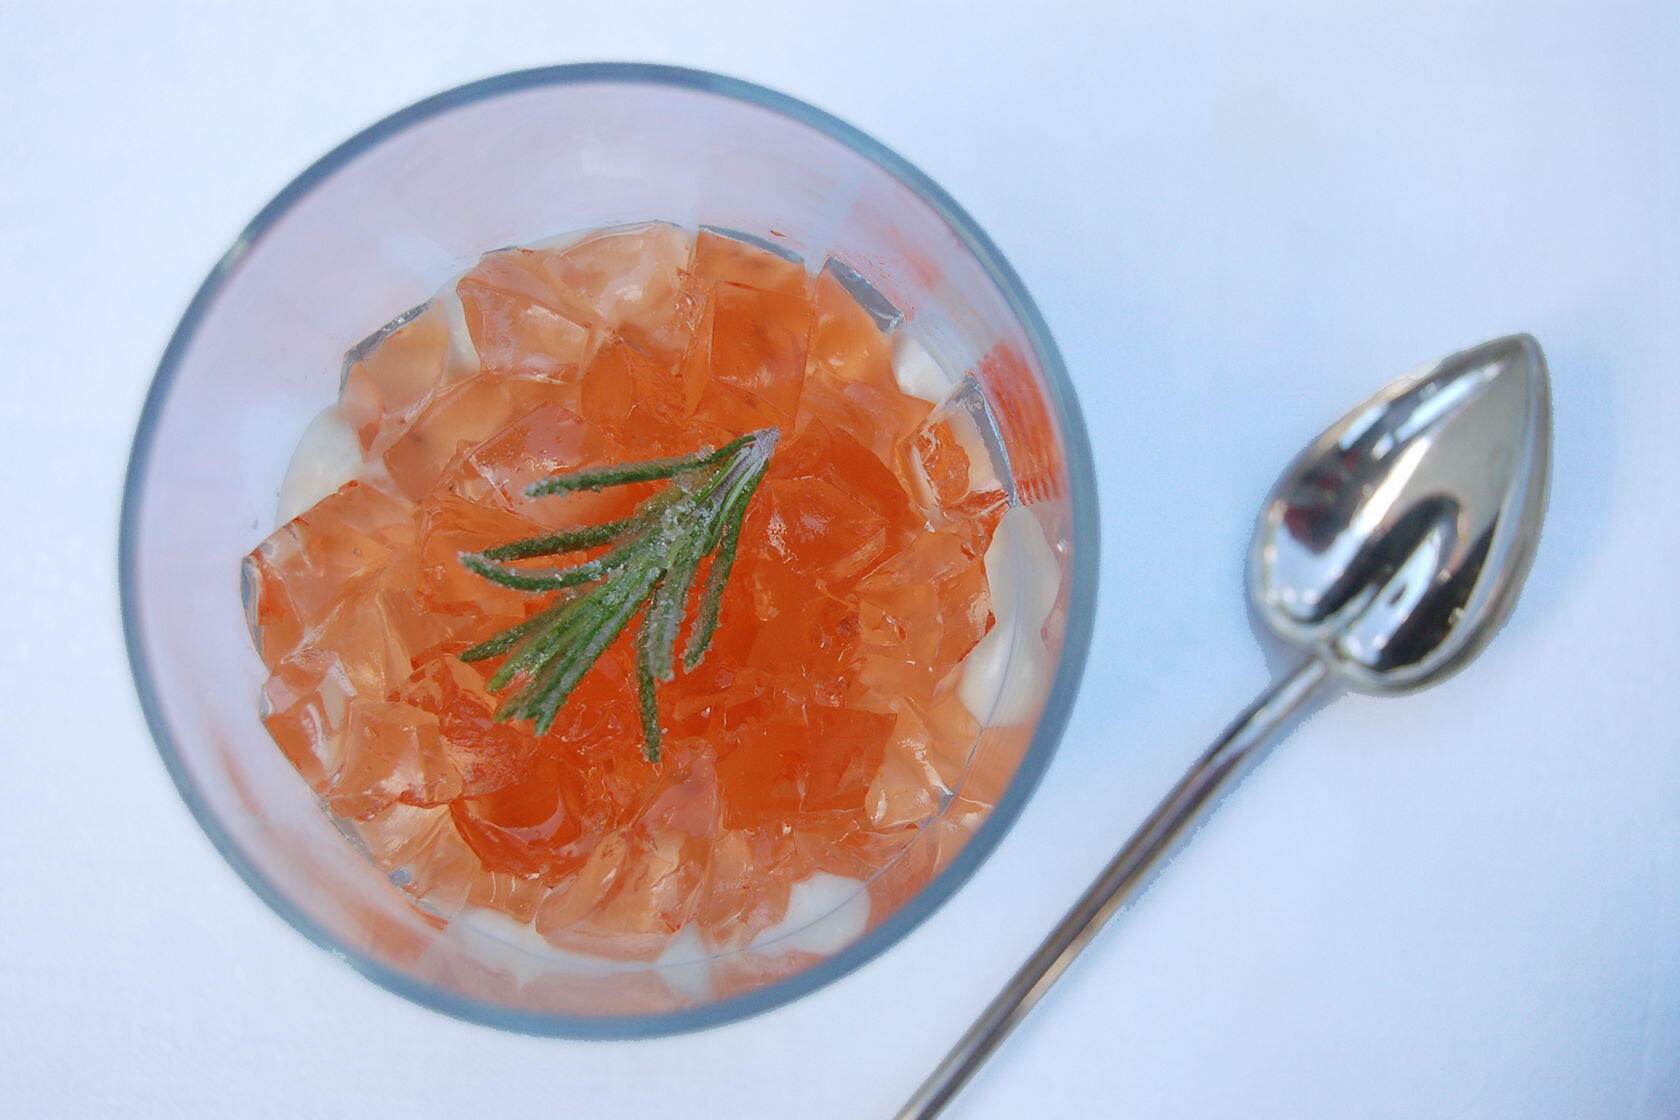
[897,334,1552,1119]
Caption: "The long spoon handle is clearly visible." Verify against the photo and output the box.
[894,657,1334,1120]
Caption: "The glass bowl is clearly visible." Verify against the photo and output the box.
[121,63,1097,1036]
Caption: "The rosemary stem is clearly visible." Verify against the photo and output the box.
[460,427,778,757]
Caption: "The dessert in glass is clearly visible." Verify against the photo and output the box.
[122,65,1095,1034]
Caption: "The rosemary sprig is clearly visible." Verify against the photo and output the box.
[458,427,778,761]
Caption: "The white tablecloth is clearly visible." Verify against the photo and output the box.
[3,1,1675,1116]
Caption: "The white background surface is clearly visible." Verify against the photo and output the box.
[2,1,1676,1116]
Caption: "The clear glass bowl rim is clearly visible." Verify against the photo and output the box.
[119,61,1100,1039]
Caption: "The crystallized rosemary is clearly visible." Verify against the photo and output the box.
[458,428,778,761]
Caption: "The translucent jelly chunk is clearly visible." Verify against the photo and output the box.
[694,228,810,297]
[259,558,448,795]
[381,376,556,499]
[397,655,533,799]
[690,281,810,430]
[532,754,719,960]
[794,258,929,463]
[905,375,1012,532]
[676,293,716,417]
[338,301,463,453]
[715,707,892,827]
[457,249,596,380]
[440,400,640,533]
[448,400,590,500]
[855,529,992,666]
[449,748,591,882]
[806,259,898,394]
[414,490,548,621]
[775,420,914,535]
[244,481,415,661]
[464,871,547,924]
[326,698,455,819]
[260,649,355,788]
[697,828,800,951]
[761,476,888,584]
[579,337,718,458]
[797,375,930,469]
[742,594,860,707]
[540,222,696,360]
[353,801,484,918]
[819,257,905,333]
[866,702,951,830]
[307,579,449,696]
[531,829,690,961]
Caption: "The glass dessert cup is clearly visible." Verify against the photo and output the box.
[121,64,1097,1036]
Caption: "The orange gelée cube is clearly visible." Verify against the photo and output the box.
[798,375,930,467]
[540,223,697,360]
[445,400,593,506]
[339,301,463,454]
[381,376,555,499]
[244,481,415,659]
[806,261,897,394]
[690,281,810,430]
[760,475,889,584]
[326,698,455,819]
[414,490,548,621]
[457,249,596,381]
[693,228,810,297]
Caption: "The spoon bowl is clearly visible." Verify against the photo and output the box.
[1252,333,1551,693]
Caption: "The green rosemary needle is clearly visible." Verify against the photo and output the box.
[458,427,778,761]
